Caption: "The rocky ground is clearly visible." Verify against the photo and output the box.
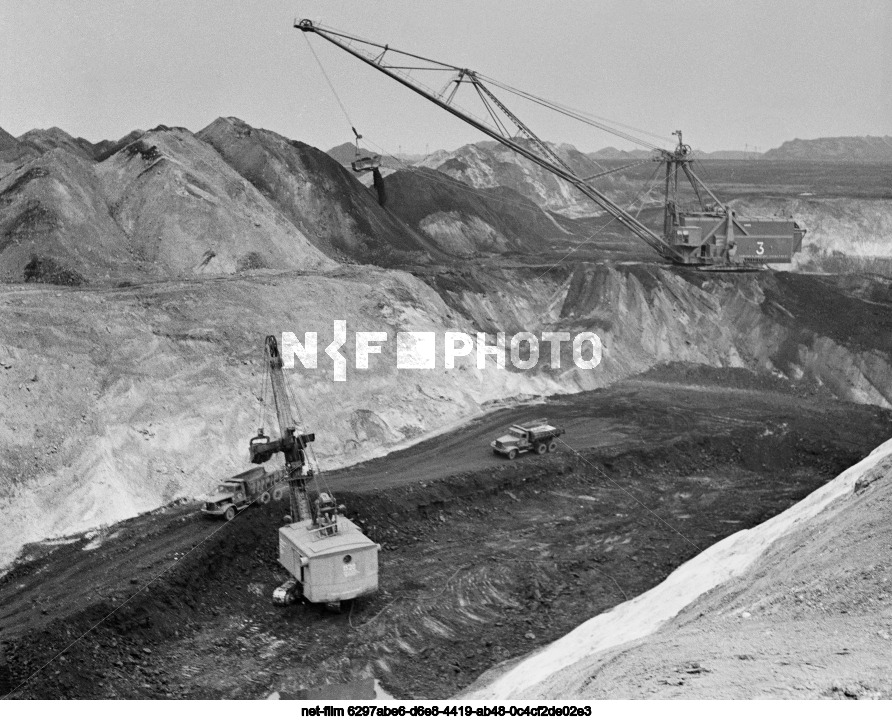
[2,371,890,699]
[467,430,892,700]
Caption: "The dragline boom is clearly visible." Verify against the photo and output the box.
[296,19,805,268]
[296,19,681,262]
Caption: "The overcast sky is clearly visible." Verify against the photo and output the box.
[2,0,890,154]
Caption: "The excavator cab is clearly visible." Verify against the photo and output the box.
[313,492,339,536]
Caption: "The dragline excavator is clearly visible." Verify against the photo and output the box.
[297,19,805,269]
[250,335,379,608]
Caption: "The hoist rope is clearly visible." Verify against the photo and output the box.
[301,30,673,254]
[480,75,664,151]
[304,33,356,133]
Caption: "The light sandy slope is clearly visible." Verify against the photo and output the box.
[0,268,571,568]
[417,141,610,217]
[4,261,892,568]
[465,436,892,699]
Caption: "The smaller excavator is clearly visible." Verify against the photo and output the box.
[251,335,379,608]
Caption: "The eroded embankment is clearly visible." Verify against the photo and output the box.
[2,262,892,565]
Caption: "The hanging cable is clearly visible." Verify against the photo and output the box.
[255,360,269,434]
[303,33,356,132]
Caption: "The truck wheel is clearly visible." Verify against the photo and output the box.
[547,440,558,453]
[224,505,236,522]
[507,449,517,460]
[535,442,547,455]
[273,487,285,502]
[259,491,271,505]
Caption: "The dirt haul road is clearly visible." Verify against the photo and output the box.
[1,368,891,699]
[324,369,867,491]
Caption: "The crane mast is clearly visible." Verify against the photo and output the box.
[249,335,315,522]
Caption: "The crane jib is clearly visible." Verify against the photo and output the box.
[297,20,683,263]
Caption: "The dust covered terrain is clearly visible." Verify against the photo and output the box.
[1,116,892,700]
[2,373,891,699]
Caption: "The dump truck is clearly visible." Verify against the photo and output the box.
[491,418,564,459]
[202,466,285,521]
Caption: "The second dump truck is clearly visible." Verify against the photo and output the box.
[491,418,564,459]
[202,466,285,521]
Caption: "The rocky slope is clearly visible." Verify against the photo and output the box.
[3,262,891,568]
[0,266,569,568]
[384,168,570,257]
[0,127,38,179]
[588,147,653,160]
[199,118,436,265]
[466,435,892,699]
[96,125,335,276]
[417,140,613,217]
[0,149,136,284]
[16,127,96,162]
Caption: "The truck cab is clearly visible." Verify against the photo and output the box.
[202,481,245,521]
[202,467,270,521]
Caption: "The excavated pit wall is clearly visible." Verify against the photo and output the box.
[438,263,892,406]
[1,262,890,566]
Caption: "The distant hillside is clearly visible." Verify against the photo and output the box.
[765,136,892,161]
[697,149,763,160]
[588,147,764,161]
[17,127,96,161]
[416,139,608,216]
[9,127,150,165]
[92,130,145,162]
[587,147,653,160]
[0,126,38,177]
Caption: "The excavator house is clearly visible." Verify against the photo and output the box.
[251,335,378,607]
[277,504,379,606]
[297,19,806,268]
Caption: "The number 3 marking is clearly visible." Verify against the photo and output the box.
[756,241,765,256]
